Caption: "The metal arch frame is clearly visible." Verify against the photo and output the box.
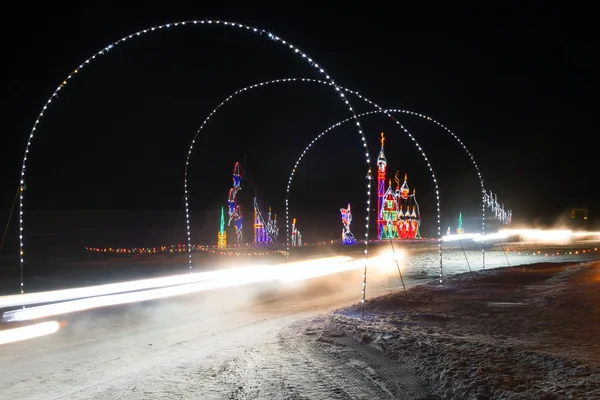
[15,21,373,299]
[182,78,445,309]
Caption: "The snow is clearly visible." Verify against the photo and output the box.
[327,261,600,399]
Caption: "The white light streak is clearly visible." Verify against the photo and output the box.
[0,269,225,309]
[0,321,60,345]
[2,256,353,321]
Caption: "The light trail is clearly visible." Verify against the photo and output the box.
[0,256,351,309]
[0,321,60,345]
[443,229,600,243]
[2,256,359,322]
[0,268,229,309]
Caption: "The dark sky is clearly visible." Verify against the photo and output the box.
[0,4,594,240]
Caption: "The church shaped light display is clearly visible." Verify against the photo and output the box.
[376,132,422,240]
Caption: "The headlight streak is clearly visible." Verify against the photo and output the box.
[443,229,600,243]
[2,256,357,322]
[0,268,230,309]
[0,320,60,345]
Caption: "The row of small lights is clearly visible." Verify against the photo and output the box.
[84,244,287,256]
[505,247,599,257]
[83,240,349,256]
[83,238,439,257]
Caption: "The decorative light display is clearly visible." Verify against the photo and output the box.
[18,22,373,299]
[217,206,227,248]
[340,203,355,244]
[376,133,421,240]
[456,212,464,234]
[484,190,512,225]
[179,76,516,310]
[291,218,303,247]
[253,198,279,244]
[227,162,244,243]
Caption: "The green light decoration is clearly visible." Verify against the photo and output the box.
[217,206,227,248]
[456,212,464,234]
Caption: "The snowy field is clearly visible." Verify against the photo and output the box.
[330,261,600,399]
[0,242,599,399]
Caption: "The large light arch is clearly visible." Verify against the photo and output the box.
[16,20,375,296]
[284,109,487,264]
[183,78,444,306]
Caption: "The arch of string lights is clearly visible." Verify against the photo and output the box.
[183,78,445,292]
[16,20,374,303]
[285,108,487,265]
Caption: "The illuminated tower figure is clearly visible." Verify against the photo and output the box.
[227,162,243,243]
[456,212,464,234]
[291,218,303,247]
[254,206,267,243]
[340,203,355,244]
[217,206,227,248]
[267,208,279,242]
[376,132,387,239]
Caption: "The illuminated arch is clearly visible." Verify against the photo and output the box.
[16,21,375,297]
[184,78,444,306]
[284,109,487,262]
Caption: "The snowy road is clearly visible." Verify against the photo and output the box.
[0,269,438,399]
[1,245,599,399]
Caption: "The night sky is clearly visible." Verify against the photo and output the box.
[0,5,594,245]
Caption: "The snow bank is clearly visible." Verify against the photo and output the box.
[326,261,600,399]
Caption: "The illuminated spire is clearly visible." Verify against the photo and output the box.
[377,132,387,170]
[404,173,407,181]
[217,206,227,248]
[219,206,225,233]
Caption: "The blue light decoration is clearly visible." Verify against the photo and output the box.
[340,203,355,244]
[227,162,243,243]
[254,199,279,244]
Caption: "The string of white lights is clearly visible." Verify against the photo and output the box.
[16,21,373,303]
[182,78,444,304]
[285,108,484,248]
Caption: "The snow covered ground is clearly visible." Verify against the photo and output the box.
[328,261,600,399]
[2,249,600,399]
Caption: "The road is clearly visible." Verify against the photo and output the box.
[2,245,599,399]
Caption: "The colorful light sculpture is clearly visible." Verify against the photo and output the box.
[254,205,267,244]
[376,132,421,240]
[253,198,279,244]
[217,206,227,248]
[227,162,243,243]
[291,218,302,247]
[340,203,355,244]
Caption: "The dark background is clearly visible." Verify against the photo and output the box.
[0,4,594,254]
